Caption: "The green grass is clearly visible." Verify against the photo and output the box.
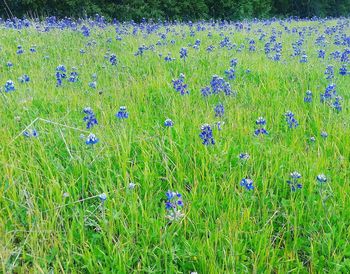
[1,19,350,273]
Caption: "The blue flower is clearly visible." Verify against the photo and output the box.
[256,117,266,126]
[180,47,188,59]
[172,73,189,95]
[225,68,236,80]
[240,178,254,191]
[230,58,238,67]
[55,65,67,86]
[285,111,299,128]
[325,65,334,80]
[332,96,342,111]
[321,131,328,138]
[23,129,38,138]
[316,174,327,183]
[287,171,302,191]
[81,25,90,37]
[214,103,224,117]
[304,90,312,102]
[99,193,107,201]
[19,74,30,83]
[254,128,268,136]
[4,80,15,92]
[85,133,99,145]
[199,124,215,145]
[16,45,24,55]
[164,118,174,127]
[116,106,129,119]
[201,86,211,97]
[83,107,98,129]
[89,81,97,89]
[239,153,250,160]
[165,190,184,220]
[339,65,348,76]
[110,54,117,65]
[69,68,79,83]
[300,54,308,63]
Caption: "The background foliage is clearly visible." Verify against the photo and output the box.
[1,0,350,20]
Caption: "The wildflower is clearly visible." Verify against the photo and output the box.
[172,73,189,95]
[19,74,30,83]
[316,174,327,183]
[320,84,336,103]
[254,128,268,136]
[4,80,15,92]
[201,86,211,97]
[225,68,236,80]
[214,103,224,117]
[164,118,174,127]
[300,54,308,63]
[85,133,99,145]
[325,65,334,80]
[99,193,107,201]
[287,171,302,191]
[16,45,24,54]
[81,25,90,37]
[309,136,316,143]
[230,58,238,67]
[69,68,78,83]
[304,90,312,102]
[216,121,224,131]
[256,117,266,126]
[83,107,98,129]
[55,65,67,86]
[285,111,299,128]
[23,129,38,138]
[128,182,136,190]
[332,96,342,111]
[165,190,184,221]
[199,124,215,145]
[240,178,254,191]
[239,153,250,160]
[116,106,129,119]
[109,54,117,65]
[7,62,13,67]
[89,81,97,89]
[321,131,328,138]
[179,47,188,60]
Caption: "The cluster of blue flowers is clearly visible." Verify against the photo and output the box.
[83,107,98,129]
[199,124,215,145]
[4,80,15,92]
[287,171,302,191]
[240,178,254,191]
[254,117,268,136]
[116,106,129,119]
[165,190,184,221]
[23,129,38,138]
[284,111,299,128]
[55,65,67,86]
[172,73,189,95]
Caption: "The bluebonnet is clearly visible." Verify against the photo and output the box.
[23,129,38,138]
[320,84,336,102]
[309,136,316,143]
[30,47,36,53]
[55,65,67,86]
[230,58,238,67]
[214,103,224,117]
[85,133,99,145]
[16,45,24,54]
[164,53,175,62]
[254,117,268,136]
[164,118,174,127]
[19,74,30,83]
[165,190,184,221]
[240,178,254,191]
[225,68,236,80]
[83,107,98,129]
[216,121,224,131]
[256,117,266,125]
[206,45,214,52]
[69,68,78,83]
[179,47,188,60]
[7,62,13,67]
[99,193,107,201]
[4,80,15,92]
[316,174,327,183]
[172,73,189,95]
[116,106,129,119]
[332,96,342,111]
[300,54,308,63]
[109,54,117,65]
[201,86,211,97]
[81,25,90,37]
[304,90,312,102]
[80,49,85,54]
[239,153,250,160]
[321,131,328,138]
[318,49,325,59]
[325,65,334,80]
[339,65,348,76]
[285,111,299,128]
[199,124,215,145]
[287,171,302,191]
[89,81,97,89]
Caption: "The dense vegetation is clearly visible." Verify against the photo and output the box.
[1,0,350,20]
[1,16,350,272]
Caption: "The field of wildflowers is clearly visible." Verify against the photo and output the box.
[1,16,350,272]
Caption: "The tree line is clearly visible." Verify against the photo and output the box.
[1,0,350,21]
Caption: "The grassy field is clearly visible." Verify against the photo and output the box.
[1,17,350,272]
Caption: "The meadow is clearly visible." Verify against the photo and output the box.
[1,16,350,273]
